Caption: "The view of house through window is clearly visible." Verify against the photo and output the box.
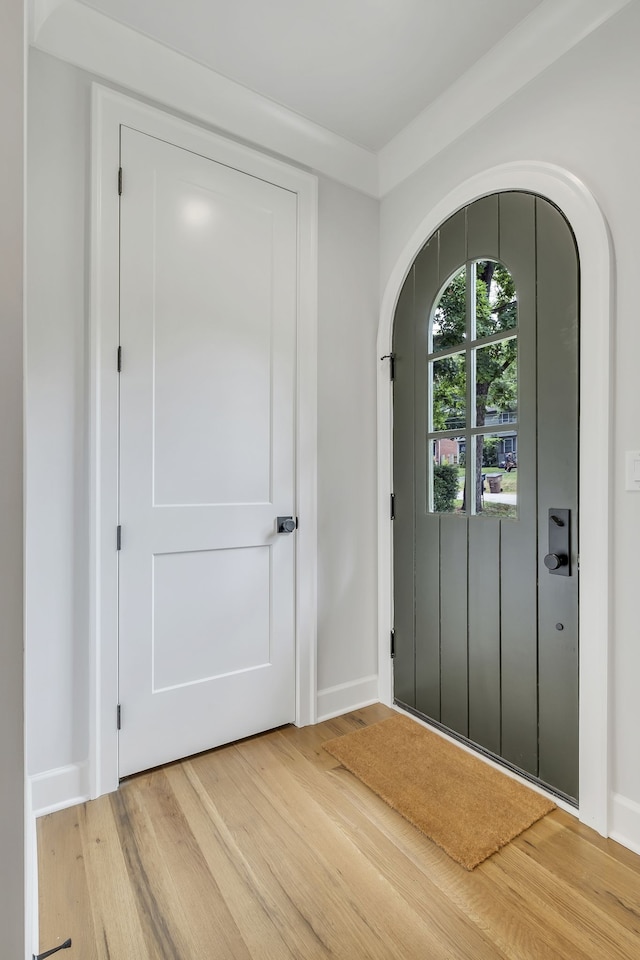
[427,259,518,518]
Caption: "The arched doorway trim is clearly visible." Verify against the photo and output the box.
[377,161,612,835]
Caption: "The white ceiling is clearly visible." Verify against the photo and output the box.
[76,0,545,150]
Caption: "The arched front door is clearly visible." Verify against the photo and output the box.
[392,192,579,802]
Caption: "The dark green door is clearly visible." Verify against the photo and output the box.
[392,192,579,802]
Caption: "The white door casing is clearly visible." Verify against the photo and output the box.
[377,162,612,835]
[118,128,298,776]
[91,87,318,796]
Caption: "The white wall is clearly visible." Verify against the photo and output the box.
[317,178,380,716]
[380,1,640,846]
[27,50,90,778]
[26,50,380,784]
[0,0,25,955]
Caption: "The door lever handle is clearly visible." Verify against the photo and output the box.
[277,516,296,534]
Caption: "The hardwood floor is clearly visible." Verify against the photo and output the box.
[38,704,640,959]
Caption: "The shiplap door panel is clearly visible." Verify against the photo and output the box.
[118,127,297,778]
[392,192,579,802]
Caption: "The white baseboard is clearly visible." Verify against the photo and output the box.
[316,675,379,722]
[30,763,90,819]
[609,793,640,856]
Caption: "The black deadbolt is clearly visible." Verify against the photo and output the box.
[546,508,571,576]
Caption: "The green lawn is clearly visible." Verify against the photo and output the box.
[456,466,518,493]
[478,501,518,518]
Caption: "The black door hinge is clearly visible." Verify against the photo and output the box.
[117,345,122,372]
[118,167,123,196]
[117,704,122,730]
[390,629,395,659]
[116,525,122,551]
[380,353,395,381]
[390,493,395,520]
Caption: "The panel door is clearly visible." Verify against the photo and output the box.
[392,193,579,802]
[118,127,298,778]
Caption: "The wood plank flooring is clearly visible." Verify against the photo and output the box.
[38,705,640,959]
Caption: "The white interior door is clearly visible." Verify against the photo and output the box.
[118,127,298,778]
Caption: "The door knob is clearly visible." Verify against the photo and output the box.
[277,516,296,534]
[544,552,568,571]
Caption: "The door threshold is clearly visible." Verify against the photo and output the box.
[393,700,579,816]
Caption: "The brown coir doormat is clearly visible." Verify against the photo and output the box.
[323,714,555,870]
